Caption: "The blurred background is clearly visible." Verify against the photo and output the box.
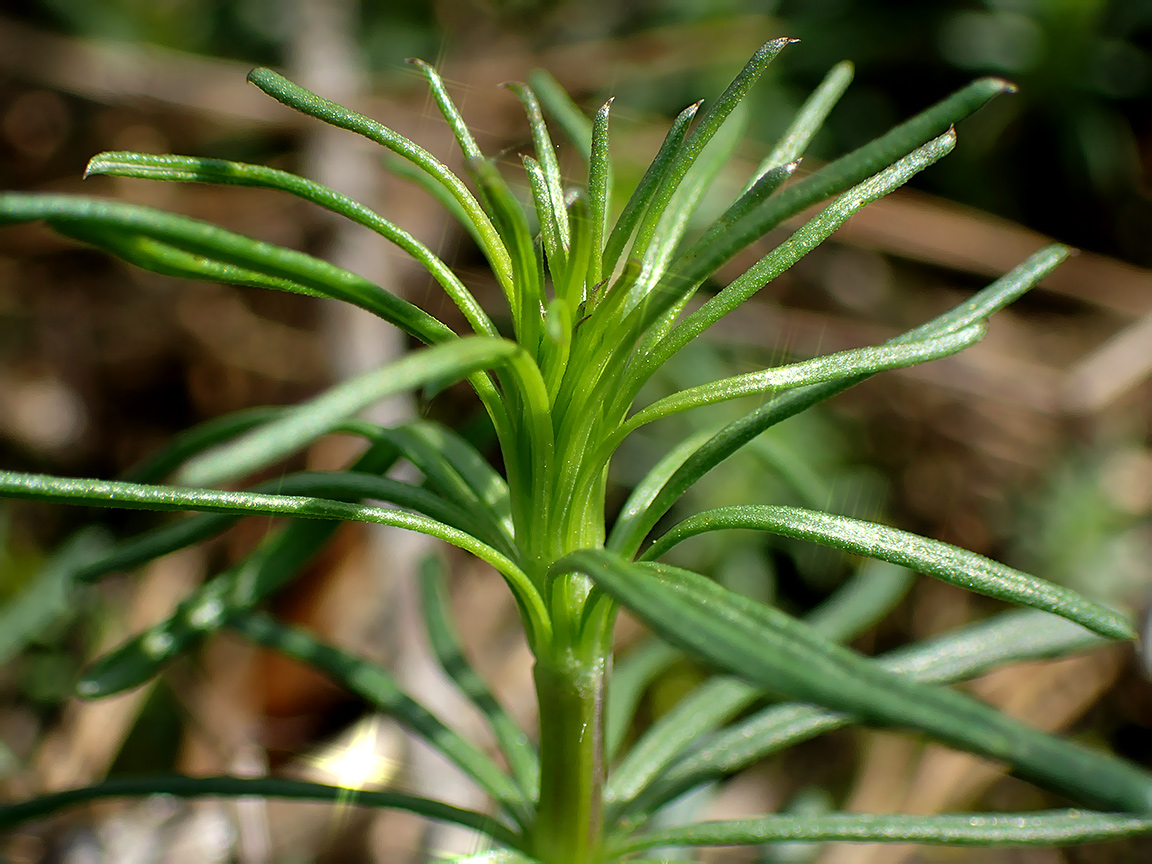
[1,0,1151,862]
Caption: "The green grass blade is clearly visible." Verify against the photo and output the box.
[0,193,453,343]
[560,551,1152,813]
[175,337,518,487]
[527,68,594,162]
[506,82,570,249]
[86,152,498,337]
[247,67,512,291]
[692,159,799,257]
[229,610,533,827]
[607,244,1071,559]
[746,59,854,190]
[641,504,1131,640]
[610,810,1152,856]
[627,607,1103,822]
[420,556,539,798]
[600,100,700,280]
[0,775,524,850]
[604,639,680,764]
[0,471,550,648]
[615,322,982,449]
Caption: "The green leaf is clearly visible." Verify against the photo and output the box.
[0,775,524,850]
[604,639,680,763]
[175,337,518,488]
[0,529,109,665]
[630,129,956,384]
[247,67,512,291]
[605,559,912,818]
[609,810,1152,856]
[627,38,794,270]
[559,551,1152,813]
[120,407,280,484]
[600,100,700,280]
[606,244,1071,559]
[77,434,401,585]
[229,611,533,828]
[505,82,570,249]
[625,608,1108,821]
[85,152,498,337]
[747,59,854,188]
[527,68,594,162]
[642,504,1131,640]
[612,322,983,452]
[586,99,614,289]
[0,194,453,345]
[420,556,539,798]
[0,471,550,648]
[671,76,1015,288]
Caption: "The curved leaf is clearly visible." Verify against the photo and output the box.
[247,67,512,291]
[0,193,451,344]
[606,244,1072,559]
[0,470,550,648]
[0,775,524,850]
[85,152,497,337]
[610,810,1152,856]
[175,337,518,487]
[642,504,1131,640]
[420,556,539,798]
[558,551,1152,813]
[229,611,533,828]
[625,608,1109,821]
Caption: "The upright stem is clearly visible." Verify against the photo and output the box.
[531,635,609,864]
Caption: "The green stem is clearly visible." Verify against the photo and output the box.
[532,638,610,864]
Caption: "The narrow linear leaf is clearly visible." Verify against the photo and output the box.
[747,59,854,188]
[247,67,512,290]
[586,98,613,289]
[628,38,794,266]
[560,551,1152,813]
[632,129,956,381]
[674,76,1015,283]
[606,558,913,816]
[0,775,524,850]
[610,810,1152,856]
[505,82,570,247]
[0,471,550,647]
[642,504,1131,640]
[0,194,452,344]
[606,244,1071,558]
[420,556,539,798]
[85,152,497,337]
[528,68,594,161]
[626,608,1107,821]
[600,100,701,280]
[229,611,533,828]
[176,337,518,488]
[615,323,982,451]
